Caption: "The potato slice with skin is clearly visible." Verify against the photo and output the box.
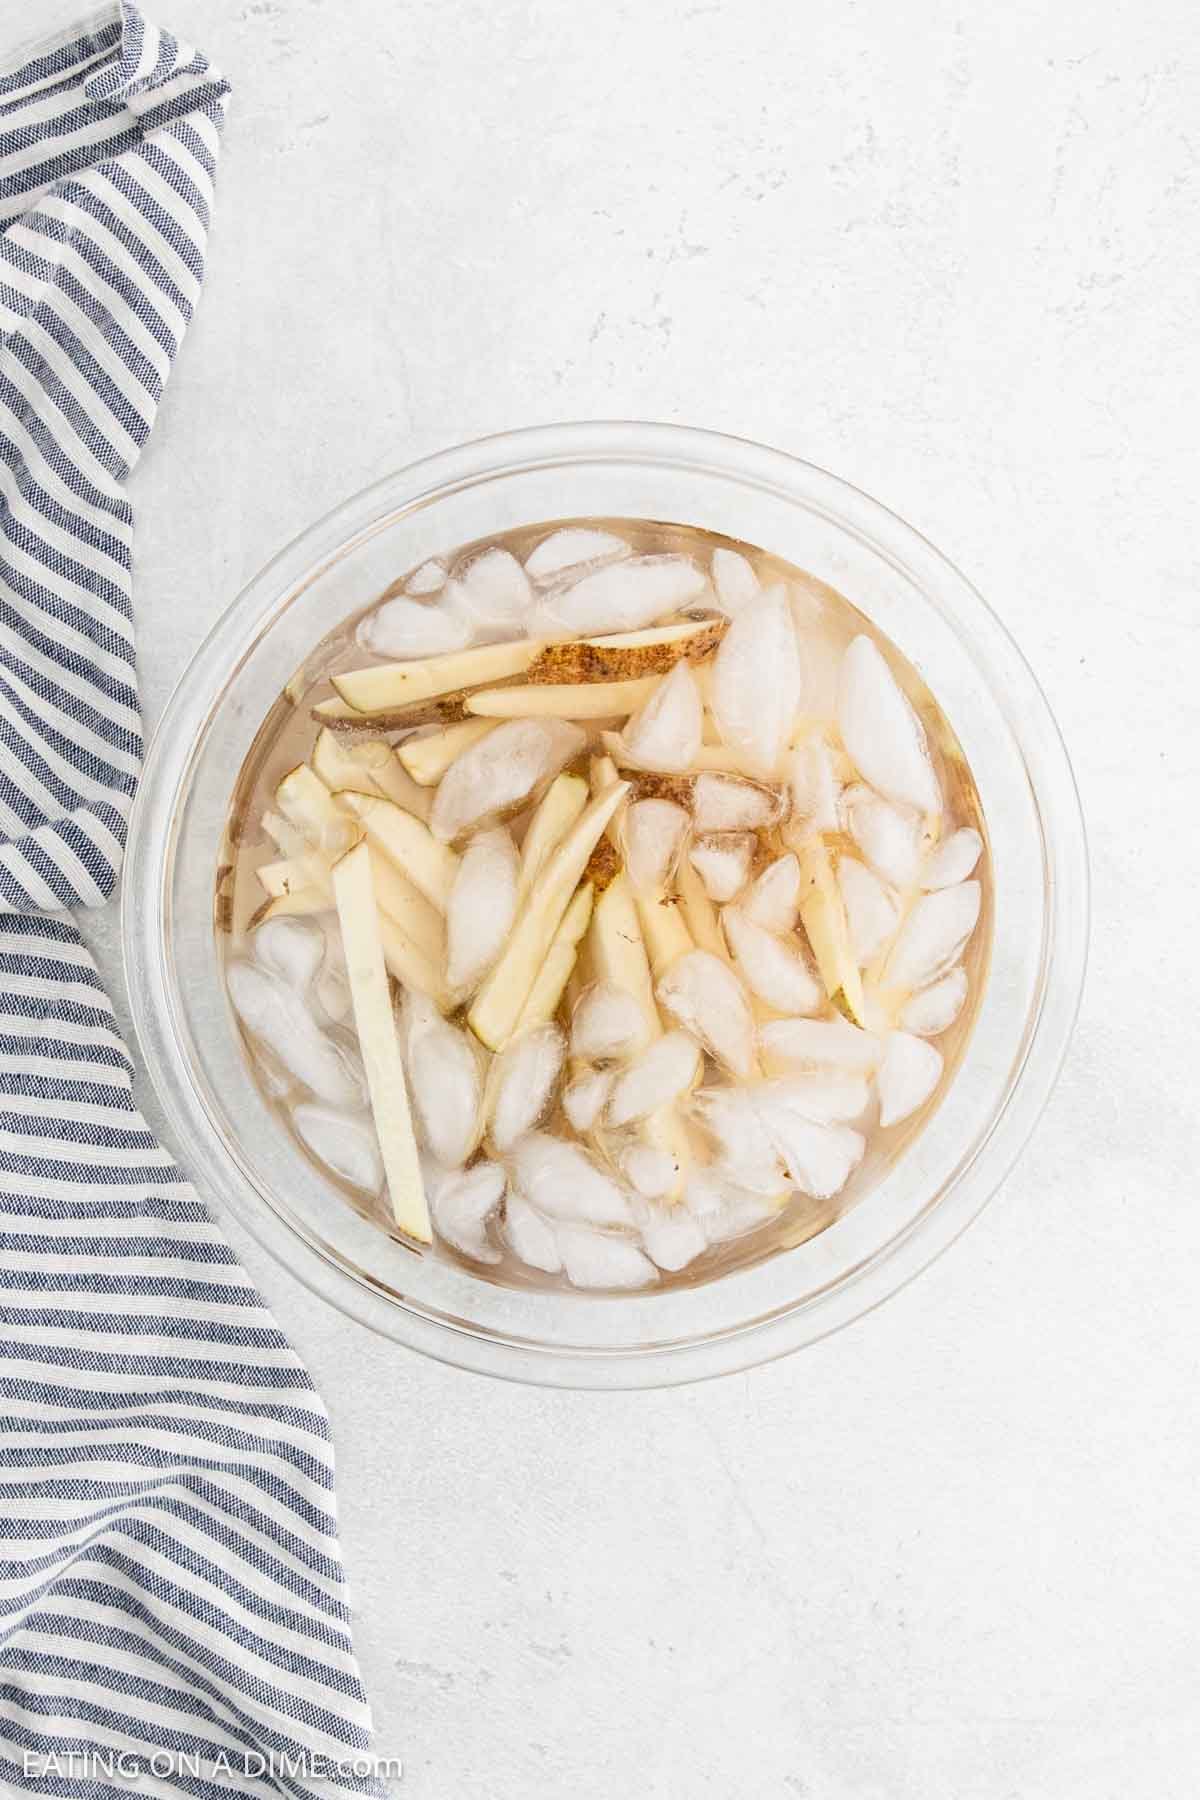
[518,773,589,904]
[525,617,724,684]
[466,676,662,720]
[515,882,595,1032]
[796,837,866,1023]
[468,782,630,1049]
[397,718,497,785]
[331,640,545,715]
[331,843,430,1243]
[249,888,331,925]
[340,792,459,911]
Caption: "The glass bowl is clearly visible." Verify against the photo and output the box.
[122,422,1088,1388]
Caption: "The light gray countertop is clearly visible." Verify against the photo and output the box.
[71,0,1200,1793]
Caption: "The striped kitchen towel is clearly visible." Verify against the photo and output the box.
[0,9,385,1796]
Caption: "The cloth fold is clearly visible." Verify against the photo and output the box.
[0,9,382,1795]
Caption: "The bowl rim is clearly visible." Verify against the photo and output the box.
[122,419,1089,1388]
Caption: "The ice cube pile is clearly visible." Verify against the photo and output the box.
[224,523,986,1292]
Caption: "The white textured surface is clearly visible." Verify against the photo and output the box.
[73,0,1199,1793]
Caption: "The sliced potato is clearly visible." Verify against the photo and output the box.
[469,781,630,1050]
[332,640,544,715]
[518,773,589,904]
[357,748,432,819]
[255,853,329,900]
[674,856,727,960]
[371,856,445,962]
[275,764,358,856]
[515,882,595,1031]
[635,886,694,980]
[397,718,497,785]
[315,732,433,818]
[689,742,783,778]
[313,728,386,798]
[376,910,450,1008]
[331,842,430,1243]
[466,675,661,720]
[797,837,866,1024]
[260,808,308,858]
[340,792,459,911]
[588,873,659,1043]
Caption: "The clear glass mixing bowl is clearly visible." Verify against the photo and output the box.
[122,422,1088,1387]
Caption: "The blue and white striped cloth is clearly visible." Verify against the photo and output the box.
[0,10,383,1795]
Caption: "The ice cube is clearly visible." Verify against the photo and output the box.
[690,1087,787,1194]
[430,1160,505,1264]
[758,1014,882,1074]
[444,546,533,635]
[254,915,325,994]
[682,1166,729,1224]
[556,1224,657,1289]
[788,738,840,835]
[837,636,941,816]
[843,785,923,890]
[758,1073,871,1124]
[400,990,483,1167]
[921,826,983,890]
[692,773,782,832]
[446,826,519,992]
[227,962,366,1109]
[431,717,585,842]
[292,1103,384,1195]
[563,1067,615,1133]
[710,547,760,615]
[623,798,690,893]
[524,527,631,585]
[789,585,844,718]
[743,853,801,933]
[877,1031,944,1126]
[710,585,803,775]
[488,1024,566,1152]
[512,1132,633,1226]
[619,662,703,773]
[637,1201,707,1270]
[722,907,822,1015]
[534,554,707,637]
[837,856,900,965]
[688,833,754,904]
[621,1144,680,1200]
[571,982,650,1061]
[314,916,352,1023]
[406,559,446,596]
[504,1193,562,1273]
[607,1031,702,1127]
[657,949,756,1078]
[883,881,981,992]
[900,966,968,1036]
[357,596,472,660]
[705,1189,784,1244]
[758,1104,864,1200]
[564,1065,611,1123]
